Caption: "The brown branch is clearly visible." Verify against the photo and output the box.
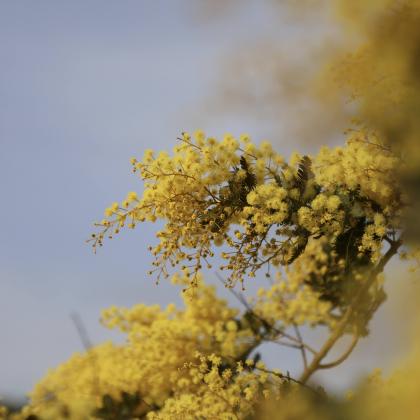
[266,338,308,351]
[299,238,402,384]
[293,324,308,370]
[215,272,317,355]
[318,333,359,369]
[255,367,322,396]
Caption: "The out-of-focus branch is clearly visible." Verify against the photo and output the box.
[299,238,402,384]
[70,312,93,350]
[318,333,358,369]
[294,324,308,370]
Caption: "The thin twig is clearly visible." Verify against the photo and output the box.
[70,312,93,350]
[215,272,317,355]
[70,313,101,396]
[255,367,322,396]
[299,238,402,384]
[293,324,308,370]
[266,338,306,350]
[318,334,359,369]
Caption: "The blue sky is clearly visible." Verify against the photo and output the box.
[0,1,410,399]
[0,0,286,397]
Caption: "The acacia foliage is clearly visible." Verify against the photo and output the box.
[11,129,409,419]
[5,1,420,419]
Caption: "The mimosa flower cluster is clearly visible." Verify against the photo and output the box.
[6,1,420,419]
[91,129,401,297]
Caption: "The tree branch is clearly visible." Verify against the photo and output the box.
[318,333,359,369]
[299,238,402,384]
[293,324,308,370]
[215,272,317,355]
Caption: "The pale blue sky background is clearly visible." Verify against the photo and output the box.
[0,0,410,400]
